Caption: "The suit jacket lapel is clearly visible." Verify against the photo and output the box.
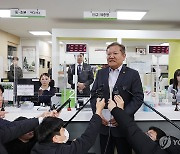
[114,65,127,89]
[103,67,110,91]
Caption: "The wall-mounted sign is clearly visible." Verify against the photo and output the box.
[84,11,116,19]
[136,48,146,55]
[11,9,46,17]
[66,44,87,53]
[148,45,169,54]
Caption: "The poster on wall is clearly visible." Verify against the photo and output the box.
[22,46,36,73]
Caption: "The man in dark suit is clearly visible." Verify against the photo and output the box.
[8,56,23,81]
[68,53,94,97]
[90,42,144,154]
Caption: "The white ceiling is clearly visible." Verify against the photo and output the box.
[1,0,180,40]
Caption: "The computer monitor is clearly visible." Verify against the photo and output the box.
[15,79,40,104]
[17,84,34,96]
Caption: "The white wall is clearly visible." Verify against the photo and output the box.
[0,56,3,79]
[20,39,51,78]
[38,40,52,75]
[58,40,109,65]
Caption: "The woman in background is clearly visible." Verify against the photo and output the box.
[168,69,180,103]
[38,73,56,106]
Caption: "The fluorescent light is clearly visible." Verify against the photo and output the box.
[160,43,169,46]
[106,42,113,45]
[48,41,52,44]
[29,31,51,36]
[117,11,146,20]
[0,10,11,18]
[59,41,64,45]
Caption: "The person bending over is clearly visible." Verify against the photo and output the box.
[108,95,168,154]
[0,110,58,154]
[31,98,105,154]
[146,126,166,143]
[5,117,36,154]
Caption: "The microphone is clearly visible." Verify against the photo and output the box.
[113,86,120,95]
[122,86,180,131]
[51,98,71,112]
[63,85,104,128]
[92,84,104,99]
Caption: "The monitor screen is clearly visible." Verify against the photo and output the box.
[17,84,34,96]
[148,45,169,54]
[66,43,87,53]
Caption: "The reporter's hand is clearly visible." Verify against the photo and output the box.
[38,110,59,118]
[96,98,105,115]
[109,118,118,126]
[96,98,108,125]
[0,111,8,118]
[101,115,109,126]
[108,99,116,111]
[114,95,124,109]
[77,82,85,90]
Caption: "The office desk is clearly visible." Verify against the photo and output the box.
[4,105,180,122]
[3,105,180,154]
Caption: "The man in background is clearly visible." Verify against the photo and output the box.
[8,56,23,81]
[68,53,94,97]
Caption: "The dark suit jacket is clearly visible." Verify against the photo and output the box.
[0,118,12,127]
[8,64,23,81]
[68,63,94,97]
[38,87,56,106]
[90,65,144,137]
[0,118,39,154]
[31,114,102,154]
[111,107,168,154]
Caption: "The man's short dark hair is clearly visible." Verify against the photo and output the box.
[149,126,166,140]
[0,84,4,93]
[36,117,64,143]
[106,42,126,54]
[13,57,19,61]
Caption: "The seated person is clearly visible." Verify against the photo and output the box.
[5,116,36,154]
[168,69,180,103]
[31,98,105,154]
[38,73,56,106]
[107,95,180,154]
[0,110,58,154]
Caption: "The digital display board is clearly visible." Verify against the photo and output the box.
[66,44,87,53]
[149,46,169,54]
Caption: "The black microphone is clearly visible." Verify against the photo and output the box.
[122,86,180,131]
[113,86,120,95]
[56,99,71,112]
[63,85,104,128]
[91,84,104,99]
